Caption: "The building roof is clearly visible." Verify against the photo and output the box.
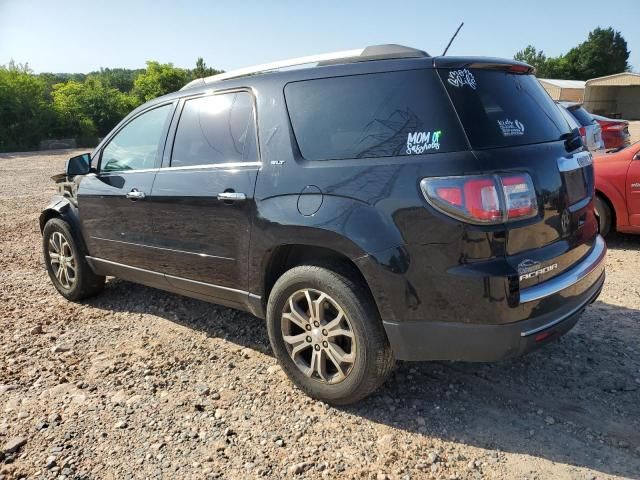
[586,72,640,87]
[538,78,586,89]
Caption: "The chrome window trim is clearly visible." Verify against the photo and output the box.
[95,168,160,176]
[159,161,262,172]
[519,235,606,304]
[94,161,262,177]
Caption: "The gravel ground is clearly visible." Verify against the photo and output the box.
[1,150,639,480]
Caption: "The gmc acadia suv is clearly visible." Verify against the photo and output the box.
[40,45,606,404]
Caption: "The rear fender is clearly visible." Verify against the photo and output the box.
[249,194,405,318]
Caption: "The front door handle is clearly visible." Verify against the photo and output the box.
[126,188,146,200]
[217,191,246,202]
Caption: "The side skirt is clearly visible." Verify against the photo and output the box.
[86,256,263,316]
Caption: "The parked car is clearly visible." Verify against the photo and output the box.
[557,101,605,152]
[40,45,606,404]
[591,114,631,151]
[593,142,640,236]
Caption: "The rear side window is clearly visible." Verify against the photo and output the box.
[171,91,257,167]
[439,69,571,149]
[284,70,468,161]
[567,106,595,127]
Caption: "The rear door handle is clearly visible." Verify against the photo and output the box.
[217,191,246,202]
[126,189,146,200]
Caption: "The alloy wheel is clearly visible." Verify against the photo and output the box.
[48,231,76,289]
[281,288,356,384]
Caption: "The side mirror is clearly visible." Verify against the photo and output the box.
[633,152,640,161]
[65,153,91,176]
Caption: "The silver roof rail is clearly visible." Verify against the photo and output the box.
[181,44,429,90]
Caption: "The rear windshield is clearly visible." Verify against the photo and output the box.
[566,106,595,127]
[284,70,468,161]
[438,68,571,149]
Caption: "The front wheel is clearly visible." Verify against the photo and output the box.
[266,265,394,405]
[43,218,105,301]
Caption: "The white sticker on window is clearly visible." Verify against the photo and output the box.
[497,119,525,137]
[406,131,442,154]
[447,69,477,89]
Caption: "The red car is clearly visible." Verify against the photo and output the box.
[594,142,640,236]
[592,114,631,151]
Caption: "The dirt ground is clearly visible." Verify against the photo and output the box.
[0,150,639,480]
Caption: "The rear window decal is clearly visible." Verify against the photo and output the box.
[406,130,442,154]
[497,119,525,137]
[447,69,477,89]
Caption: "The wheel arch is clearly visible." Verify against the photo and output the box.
[40,196,89,254]
[256,244,378,319]
[595,187,622,230]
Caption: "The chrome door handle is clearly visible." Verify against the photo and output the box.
[126,189,146,200]
[217,192,246,201]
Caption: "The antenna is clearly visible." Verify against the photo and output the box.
[442,22,464,56]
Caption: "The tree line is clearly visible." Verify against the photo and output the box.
[0,58,221,152]
[514,27,631,80]
[0,27,632,153]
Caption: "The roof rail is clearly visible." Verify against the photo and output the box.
[180,44,429,90]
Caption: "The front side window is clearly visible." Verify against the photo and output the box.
[284,70,468,161]
[101,104,172,172]
[171,91,258,167]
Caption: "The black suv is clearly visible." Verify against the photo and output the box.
[41,45,606,404]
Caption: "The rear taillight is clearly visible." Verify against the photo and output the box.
[420,173,538,224]
[578,126,586,142]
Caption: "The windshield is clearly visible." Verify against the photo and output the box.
[438,69,571,149]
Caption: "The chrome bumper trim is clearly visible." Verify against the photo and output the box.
[519,235,607,304]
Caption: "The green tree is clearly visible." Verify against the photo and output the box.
[514,45,548,75]
[191,57,222,80]
[131,61,188,102]
[0,61,55,152]
[91,67,145,93]
[563,27,630,80]
[515,27,630,80]
[52,78,133,144]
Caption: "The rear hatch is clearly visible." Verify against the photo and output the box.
[435,59,598,288]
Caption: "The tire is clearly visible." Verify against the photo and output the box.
[266,265,395,405]
[42,218,105,301]
[594,195,612,237]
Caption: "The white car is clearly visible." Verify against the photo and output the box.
[557,102,605,152]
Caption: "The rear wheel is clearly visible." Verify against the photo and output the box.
[43,218,105,301]
[266,265,394,405]
[594,195,612,237]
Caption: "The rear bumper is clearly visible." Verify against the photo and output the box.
[383,236,606,362]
